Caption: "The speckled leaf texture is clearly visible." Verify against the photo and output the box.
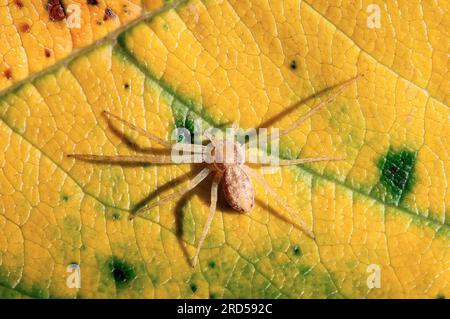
[0,0,448,299]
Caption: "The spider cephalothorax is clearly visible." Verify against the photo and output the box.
[68,74,362,267]
[209,139,245,170]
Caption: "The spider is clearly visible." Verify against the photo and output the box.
[68,74,362,267]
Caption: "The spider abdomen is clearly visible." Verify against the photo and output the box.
[222,165,254,213]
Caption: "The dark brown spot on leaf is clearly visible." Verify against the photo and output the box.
[3,69,12,80]
[103,7,116,21]
[44,48,52,58]
[47,0,66,21]
[19,23,30,33]
[290,60,297,70]
[87,0,98,5]
[14,0,24,8]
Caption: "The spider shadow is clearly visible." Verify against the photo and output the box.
[131,169,197,213]
[131,167,309,266]
[73,113,175,166]
[209,182,309,233]
[105,112,170,156]
[131,165,212,266]
[254,198,308,233]
[256,80,345,130]
[240,79,346,144]
[173,172,234,266]
[171,175,251,266]
[101,112,211,265]
[130,168,251,266]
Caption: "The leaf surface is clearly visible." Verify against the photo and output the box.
[0,0,448,298]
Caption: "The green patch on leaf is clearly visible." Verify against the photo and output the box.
[292,245,302,257]
[209,292,218,299]
[175,113,197,143]
[299,265,312,276]
[190,283,198,293]
[373,148,417,205]
[162,22,170,31]
[108,257,136,288]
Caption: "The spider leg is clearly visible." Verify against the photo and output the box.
[67,154,176,164]
[69,113,208,163]
[244,167,315,239]
[130,167,212,219]
[192,171,222,267]
[103,110,172,148]
[262,156,346,166]
[243,74,363,147]
[279,74,363,138]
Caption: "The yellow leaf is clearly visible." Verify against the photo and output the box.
[0,0,448,298]
[0,0,165,91]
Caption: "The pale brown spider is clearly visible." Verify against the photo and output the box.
[68,75,362,267]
